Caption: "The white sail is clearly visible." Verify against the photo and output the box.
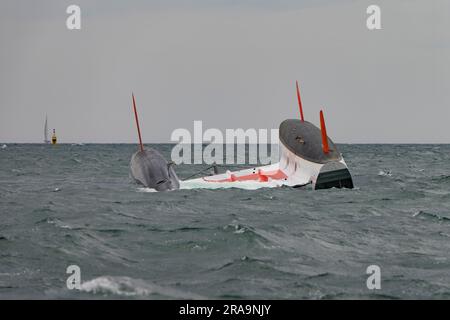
[44,115,49,143]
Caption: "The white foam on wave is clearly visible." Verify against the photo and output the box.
[1,144,7,149]
[46,217,72,229]
[135,180,284,192]
[378,170,392,177]
[180,179,284,190]
[137,187,158,193]
[80,276,203,299]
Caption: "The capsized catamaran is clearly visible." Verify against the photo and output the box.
[184,82,353,190]
[129,81,353,191]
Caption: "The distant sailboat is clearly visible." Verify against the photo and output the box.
[44,115,50,144]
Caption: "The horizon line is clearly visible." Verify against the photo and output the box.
[1,142,450,145]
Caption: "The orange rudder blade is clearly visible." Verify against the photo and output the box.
[320,110,329,154]
[296,81,305,122]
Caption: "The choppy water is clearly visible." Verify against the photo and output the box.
[0,144,449,299]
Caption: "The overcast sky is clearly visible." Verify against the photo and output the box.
[0,0,449,143]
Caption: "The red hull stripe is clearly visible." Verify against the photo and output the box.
[202,169,287,183]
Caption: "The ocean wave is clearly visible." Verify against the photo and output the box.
[378,170,392,177]
[32,207,55,215]
[431,175,450,183]
[80,276,204,299]
[412,210,450,222]
[223,222,252,234]
[222,221,302,252]
[208,256,266,272]
[38,217,73,229]
[11,169,25,176]
[222,222,276,245]
[2,144,450,299]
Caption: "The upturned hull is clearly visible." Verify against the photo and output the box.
[185,119,353,190]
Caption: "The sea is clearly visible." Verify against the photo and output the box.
[0,144,449,299]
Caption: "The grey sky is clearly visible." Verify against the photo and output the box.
[0,0,449,143]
